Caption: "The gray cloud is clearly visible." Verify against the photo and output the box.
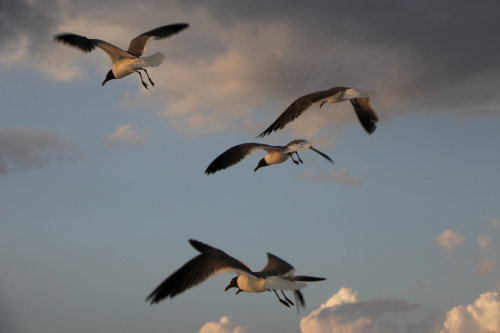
[4,0,498,135]
[0,0,60,53]
[0,127,77,176]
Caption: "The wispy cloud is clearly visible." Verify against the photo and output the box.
[440,292,500,333]
[104,124,151,147]
[198,316,248,333]
[0,127,77,176]
[435,230,465,254]
[477,260,499,276]
[487,216,500,226]
[300,167,364,187]
[478,235,491,250]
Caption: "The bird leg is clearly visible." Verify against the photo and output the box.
[281,291,294,306]
[141,68,155,86]
[273,290,291,307]
[289,153,300,165]
[136,71,149,89]
[294,152,304,164]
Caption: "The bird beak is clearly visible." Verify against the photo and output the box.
[102,77,110,86]
[236,289,242,295]
[254,165,260,172]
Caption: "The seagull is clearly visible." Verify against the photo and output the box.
[146,239,326,310]
[205,139,333,175]
[54,23,189,89]
[257,87,378,138]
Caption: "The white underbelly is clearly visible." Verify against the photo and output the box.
[237,275,267,293]
[265,152,289,165]
[113,59,140,79]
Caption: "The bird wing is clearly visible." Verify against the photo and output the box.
[349,97,378,134]
[146,239,256,304]
[256,89,348,138]
[205,143,275,175]
[258,253,296,278]
[54,34,133,64]
[127,23,189,56]
[308,146,334,163]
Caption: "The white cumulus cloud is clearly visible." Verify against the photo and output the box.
[105,124,151,147]
[300,287,418,333]
[440,292,500,333]
[198,316,248,333]
[435,230,465,254]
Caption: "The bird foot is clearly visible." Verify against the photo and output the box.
[148,79,155,86]
[292,160,299,165]
[142,82,149,89]
[279,299,291,307]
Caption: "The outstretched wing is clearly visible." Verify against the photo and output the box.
[259,253,296,278]
[54,34,133,63]
[128,23,189,56]
[146,239,255,304]
[205,143,275,175]
[256,88,350,138]
[350,97,378,134]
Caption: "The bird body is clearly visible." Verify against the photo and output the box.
[205,139,333,174]
[54,23,189,88]
[236,274,306,293]
[257,86,378,137]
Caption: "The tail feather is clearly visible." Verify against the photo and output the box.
[294,275,327,282]
[139,52,165,67]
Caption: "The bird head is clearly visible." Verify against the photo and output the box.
[225,277,239,292]
[254,158,268,172]
[102,70,116,86]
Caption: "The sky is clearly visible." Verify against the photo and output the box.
[1,0,500,332]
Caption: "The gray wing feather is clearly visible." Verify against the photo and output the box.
[258,253,295,278]
[256,87,349,138]
[205,143,273,175]
[128,23,189,56]
[54,34,132,63]
[146,239,255,304]
[349,98,378,134]
[308,146,334,164]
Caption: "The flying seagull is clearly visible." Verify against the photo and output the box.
[146,239,326,310]
[205,139,333,175]
[257,87,378,138]
[54,23,189,89]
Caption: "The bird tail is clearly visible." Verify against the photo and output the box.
[294,275,327,282]
[140,52,165,67]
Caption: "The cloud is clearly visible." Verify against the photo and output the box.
[440,292,500,333]
[300,167,364,187]
[477,260,499,276]
[487,217,500,226]
[198,316,249,333]
[0,127,77,176]
[435,230,465,254]
[478,236,491,250]
[104,124,151,147]
[300,287,418,333]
